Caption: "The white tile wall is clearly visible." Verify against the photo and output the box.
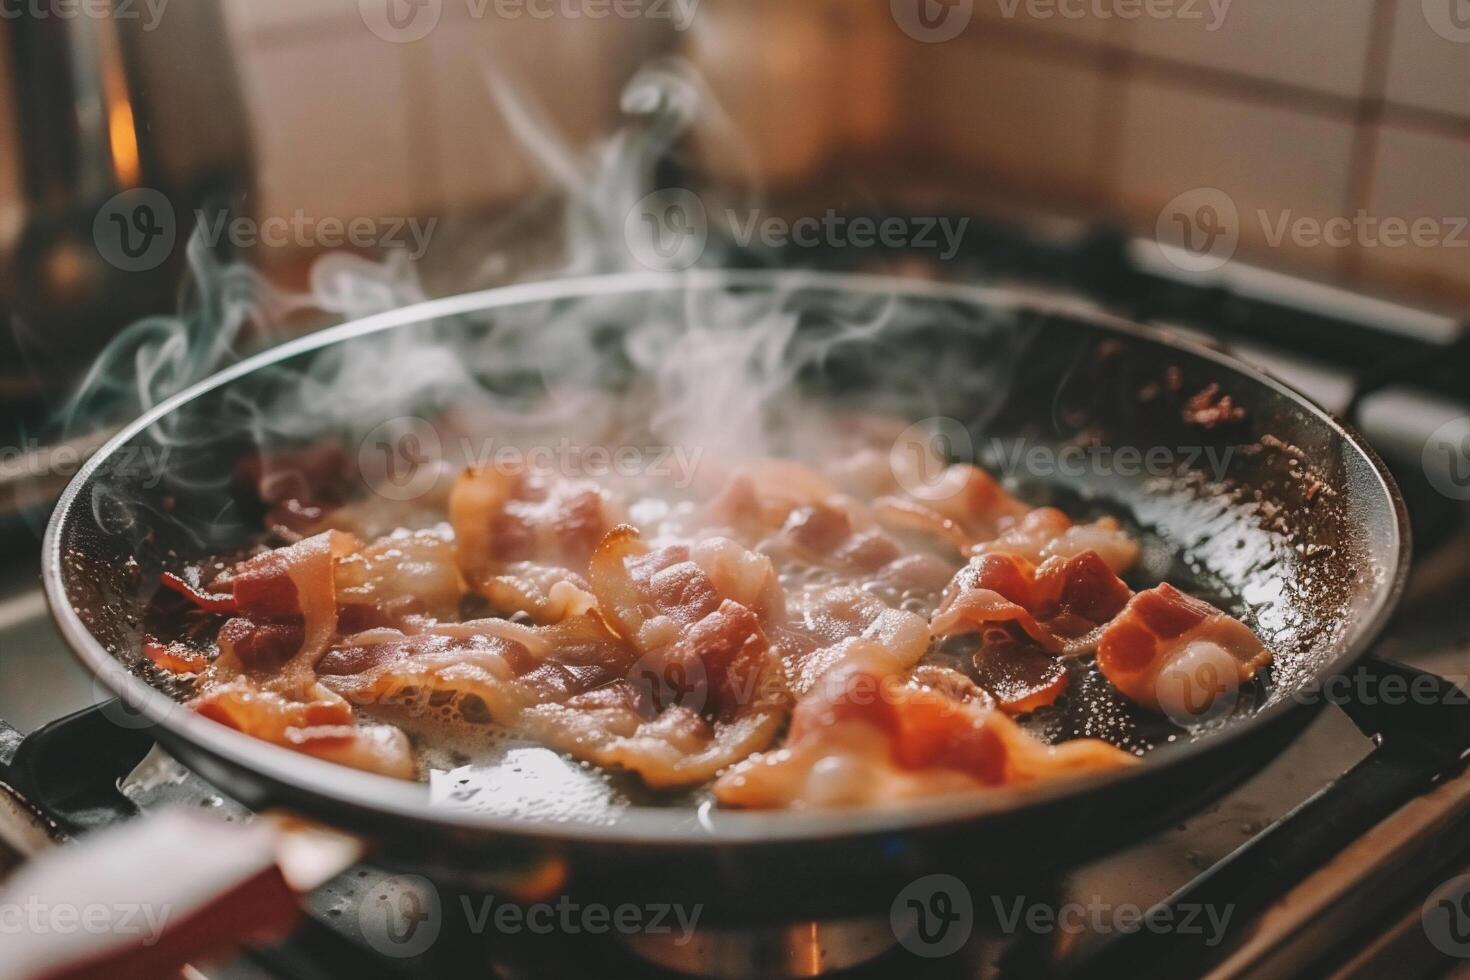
[233,31,422,223]
[426,16,644,211]
[970,0,1114,44]
[1112,78,1358,274]
[206,0,1469,300]
[224,0,359,37]
[1383,0,1470,120]
[1357,124,1470,299]
[907,39,1108,201]
[1127,0,1376,98]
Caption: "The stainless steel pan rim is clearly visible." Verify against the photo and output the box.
[41,268,1412,846]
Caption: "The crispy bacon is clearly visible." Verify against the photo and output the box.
[212,531,359,621]
[1096,584,1271,714]
[143,638,211,674]
[159,571,238,614]
[972,507,1139,575]
[449,465,615,622]
[713,660,1135,809]
[932,550,1133,653]
[589,525,785,649]
[215,618,306,675]
[319,608,785,788]
[165,419,1271,804]
[875,464,1029,553]
[333,527,461,622]
[970,642,1070,715]
[285,724,416,780]
[777,586,930,697]
[192,678,415,780]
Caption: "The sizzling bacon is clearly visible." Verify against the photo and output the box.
[769,501,957,602]
[777,586,931,697]
[713,659,1135,809]
[318,608,785,788]
[519,604,787,786]
[317,614,634,721]
[191,678,415,780]
[162,418,1272,804]
[927,549,1132,714]
[159,571,238,614]
[143,638,211,674]
[449,465,616,622]
[333,527,461,623]
[589,525,785,649]
[285,724,417,780]
[874,464,1029,553]
[909,663,996,710]
[969,642,1070,715]
[703,473,958,610]
[932,550,1133,653]
[699,461,843,535]
[1096,584,1271,715]
[972,507,1139,575]
[215,618,306,676]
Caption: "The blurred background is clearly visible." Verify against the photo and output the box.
[1,0,1465,373]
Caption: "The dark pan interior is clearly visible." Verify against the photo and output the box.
[45,272,1408,910]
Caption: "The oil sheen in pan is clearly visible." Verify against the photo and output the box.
[408,720,636,823]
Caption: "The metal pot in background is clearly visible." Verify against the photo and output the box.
[0,0,253,404]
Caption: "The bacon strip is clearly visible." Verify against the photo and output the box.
[449,465,613,623]
[875,464,1029,553]
[1096,584,1271,714]
[159,572,238,614]
[932,550,1133,653]
[777,586,931,697]
[318,607,785,788]
[713,659,1135,809]
[333,527,461,623]
[972,507,1140,575]
[192,678,415,780]
[143,638,211,674]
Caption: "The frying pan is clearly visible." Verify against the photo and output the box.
[38,270,1409,966]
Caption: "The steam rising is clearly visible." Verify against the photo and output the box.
[59,57,1020,554]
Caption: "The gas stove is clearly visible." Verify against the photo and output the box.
[1,213,1467,979]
